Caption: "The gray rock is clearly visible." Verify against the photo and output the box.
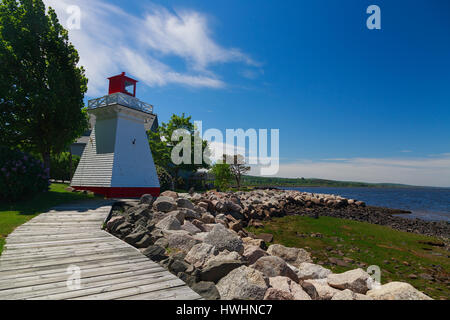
[251,256,299,282]
[269,276,311,300]
[192,232,209,242]
[191,219,206,232]
[167,232,201,253]
[154,237,169,248]
[153,196,177,212]
[204,224,244,254]
[296,262,332,280]
[176,198,195,210]
[191,281,221,300]
[139,194,154,205]
[106,216,125,232]
[366,282,433,300]
[267,244,312,268]
[185,243,218,268]
[124,230,146,245]
[302,279,340,300]
[331,289,373,300]
[181,221,202,234]
[263,288,294,300]
[168,210,185,224]
[142,245,167,262]
[216,266,269,300]
[327,268,371,294]
[180,208,202,220]
[201,213,215,224]
[243,245,268,265]
[200,259,245,283]
[170,259,190,274]
[135,234,152,248]
[155,215,181,231]
[127,204,152,221]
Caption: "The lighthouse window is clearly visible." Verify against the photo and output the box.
[124,81,134,94]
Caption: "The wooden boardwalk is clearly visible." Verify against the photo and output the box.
[0,200,202,300]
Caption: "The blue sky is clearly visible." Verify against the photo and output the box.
[44,0,450,187]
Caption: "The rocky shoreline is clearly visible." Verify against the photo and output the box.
[105,189,441,300]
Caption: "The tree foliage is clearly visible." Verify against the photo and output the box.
[0,0,88,169]
[148,113,210,186]
[210,161,233,191]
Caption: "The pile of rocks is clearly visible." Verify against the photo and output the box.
[105,190,433,300]
[187,189,449,238]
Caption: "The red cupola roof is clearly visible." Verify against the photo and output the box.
[108,72,138,97]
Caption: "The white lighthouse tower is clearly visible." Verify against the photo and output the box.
[71,72,160,198]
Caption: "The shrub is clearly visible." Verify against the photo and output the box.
[156,165,174,192]
[50,152,80,181]
[0,147,49,202]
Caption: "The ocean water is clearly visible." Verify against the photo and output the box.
[283,187,450,222]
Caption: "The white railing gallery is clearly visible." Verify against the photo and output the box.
[88,92,154,114]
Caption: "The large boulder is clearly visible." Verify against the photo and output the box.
[301,279,340,300]
[269,276,311,300]
[331,289,373,300]
[155,215,181,231]
[204,224,244,254]
[366,282,433,300]
[216,266,269,300]
[243,245,269,265]
[327,268,372,294]
[200,259,245,283]
[296,262,332,280]
[176,198,195,210]
[153,196,177,212]
[160,190,178,200]
[167,232,201,253]
[185,243,218,268]
[251,256,299,282]
[267,244,312,268]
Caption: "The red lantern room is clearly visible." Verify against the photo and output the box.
[108,72,138,97]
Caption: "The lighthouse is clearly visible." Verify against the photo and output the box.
[71,72,160,198]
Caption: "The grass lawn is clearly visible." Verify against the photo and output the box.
[247,215,449,300]
[0,183,98,255]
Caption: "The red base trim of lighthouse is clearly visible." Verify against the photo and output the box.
[72,186,160,198]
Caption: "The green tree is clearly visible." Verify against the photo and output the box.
[148,113,210,186]
[211,161,233,191]
[0,0,88,170]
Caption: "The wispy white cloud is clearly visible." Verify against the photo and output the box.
[248,155,450,187]
[43,0,257,96]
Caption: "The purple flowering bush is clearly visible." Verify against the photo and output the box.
[0,147,50,202]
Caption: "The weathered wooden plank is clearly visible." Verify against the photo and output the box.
[31,276,182,300]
